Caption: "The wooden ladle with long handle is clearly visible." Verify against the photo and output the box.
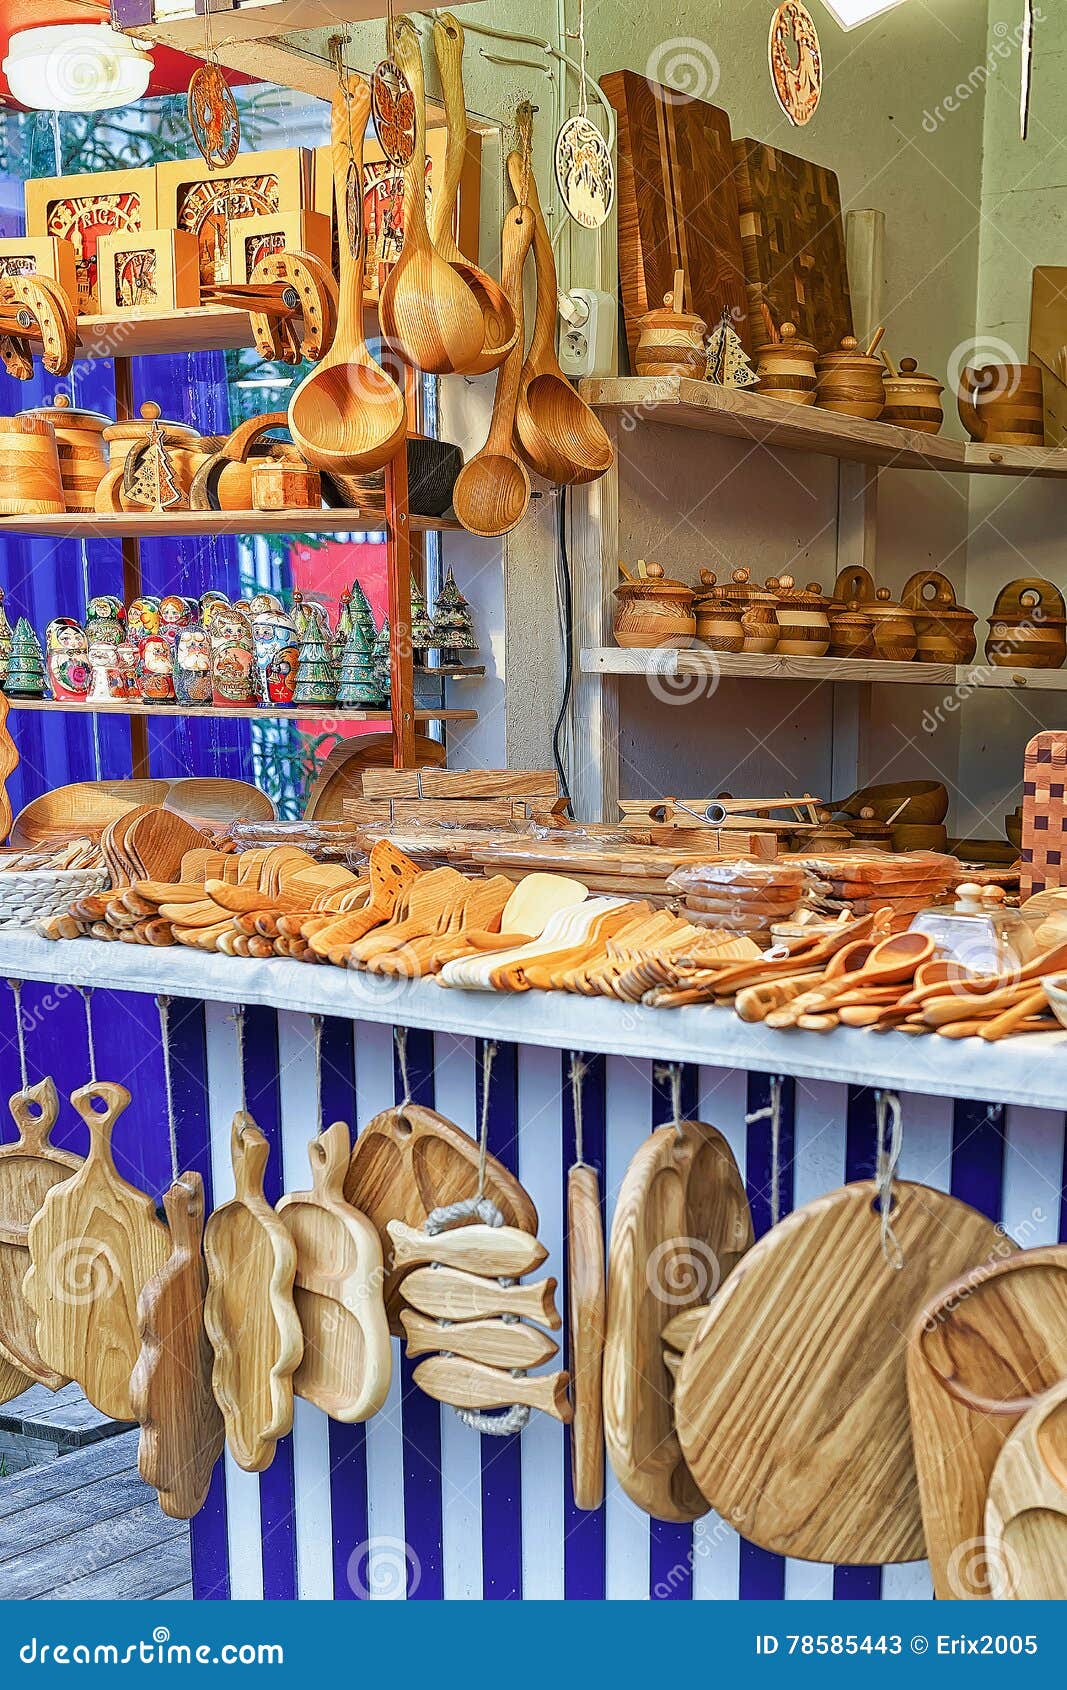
[451,204,534,537]
[431,14,517,374]
[289,76,405,473]
[379,19,485,376]
[506,152,614,485]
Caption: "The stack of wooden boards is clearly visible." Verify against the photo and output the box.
[799,850,960,928]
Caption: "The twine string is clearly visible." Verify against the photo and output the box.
[6,978,28,1093]
[477,1039,498,1199]
[312,1014,324,1135]
[232,1006,246,1113]
[654,1061,685,1141]
[875,1089,905,1270]
[746,1075,784,1227]
[568,1052,588,1166]
[78,986,96,1084]
[156,996,179,1187]
[394,1025,412,1107]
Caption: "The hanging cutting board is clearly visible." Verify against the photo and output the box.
[344,1103,538,1334]
[986,1375,1067,1599]
[568,1163,606,1511]
[23,1081,169,1421]
[0,1078,81,1390]
[129,1172,224,1520]
[907,1244,1067,1599]
[733,137,853,354]
[675,1181,1008,1563]
[1029,266,1067,447]
[604,1119,753,1521]
[600,68,748,367]
[204,1115,302,1472]
[277,1121,392,1424]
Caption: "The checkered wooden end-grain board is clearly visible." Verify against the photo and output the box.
[1021,732,1067,897]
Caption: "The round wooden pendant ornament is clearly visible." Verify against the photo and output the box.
[187,61,241,170]
[768,0,822,128]
[554,116,614,229]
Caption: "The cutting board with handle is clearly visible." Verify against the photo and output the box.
[412,1353,572,1422]
[129,1172,224,1519]
[676,1181,1009,1563]
[604,1119,753,1521]
[344,1104,538,1333]
[986,1374,1067,1599]
[204,1115,302,1472]
[23,1081,169,1421]
[0,1078,81,1390]
[907,1244,1067,1599]
[277,1121,392,1424]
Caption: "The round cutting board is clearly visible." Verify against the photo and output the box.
[675,1180,1008,1564]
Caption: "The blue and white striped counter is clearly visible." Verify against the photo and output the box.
[0,934,1065,1603]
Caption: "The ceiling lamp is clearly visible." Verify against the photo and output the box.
[821,0,910,26]
[3,23,153,112]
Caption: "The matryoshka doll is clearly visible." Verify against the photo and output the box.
[85,594,126,646]
[45,617,91,701]
[137,634,176,703]
[113,642,139,699]
[247,591,283,618]
[175,625,213,706]
[252,612,299,706]
[199,589,229,625]
[210,609,258,706]
[159,594,197,651]
[86,642,121,703]
[127,595,161,645]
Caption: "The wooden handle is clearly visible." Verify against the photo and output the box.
[507,150,559,378]
[431,14,467,250]
[413,1354,573,1422]
[219,412,291,464]
[393,19,431,248]
[979,988,1050,1041]
[161,1170,205,1247]
[329,75,370,349]
[482,204,534,456]
[230,1112,270,1203]
[70,1080,130,1161]
[901,569,958,611]
[992,577,1066,621]
[401,1264,562,1328]
[7,1075,59,1152]
[387,1217,547,1276]
[307,1119,350,1197]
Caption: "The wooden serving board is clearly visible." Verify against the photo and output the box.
[733,137,853,354]
[0,1078,81,1389]
[907,1244,1067,1599]
[0,1350,31,1407]
[344,1104,538,1334]
[23,1081,169,1421]
[986,1376,1067,1599]
[600,68,748,367]
[1021,732,1067,898]
[129,1172,224,1520]
[604,1119,753,1521]
[568,1163,606,1511]
[676,1181,1008,1564]
[204,1115,302,1472]
[278,1122,392,1424]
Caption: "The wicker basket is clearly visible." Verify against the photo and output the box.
[0,865,109,928]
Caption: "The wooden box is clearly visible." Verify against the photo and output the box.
[97,229,200,314]
[155,149,311,287]
[24,168,157,314]
[227,210,331,284]
[0,236,77,305]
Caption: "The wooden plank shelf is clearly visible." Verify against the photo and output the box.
[581,375,1067,478]
[7,699,477,724]
[581,646,1067,693]
[72,306,256,361]
[0,508,460,540]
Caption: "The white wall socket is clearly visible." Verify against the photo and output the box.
[557,287,616,379]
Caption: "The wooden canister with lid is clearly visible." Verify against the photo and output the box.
[0,414,65,515]
[815,335,886,419]
[20,393,107,511]
[612,561,697,649]
[901,570,977,664]
[754,322,818,405]
[693,571,745,653]
[766,575,830,656]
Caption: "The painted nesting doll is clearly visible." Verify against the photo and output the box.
[44,617,91,701]
[199,589,229,625]
[114,641,139,699]
[159,594,198,650]
[137,634,176,702]
[85,594,126,646]
[175,625,213,706]
[127,595,162,644]
[247,591,283,618]
[210,610,258,706]
[86,643,121,703]
[252,612,299,706]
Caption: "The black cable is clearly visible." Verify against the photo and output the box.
[552,485,574,809]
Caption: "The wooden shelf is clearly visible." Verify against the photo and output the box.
[581,646,1067,693]
[0,508,460,540]
[581,375,1067,478]
[73,306,256,361]
[7,699,477,724]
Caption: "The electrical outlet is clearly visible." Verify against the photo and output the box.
[558,287,615,379]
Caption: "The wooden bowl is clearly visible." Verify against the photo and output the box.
[1040,974,1067,1030]
[891,823,949,853]
[837,780,948,826]
[10,779,172,848]
[164,779,277,828]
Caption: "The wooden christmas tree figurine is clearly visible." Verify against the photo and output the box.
[122,404,185,510]
[410,573,435,656]
[348,580,377,650]
[5,618,45,697]
[0,589,13,686]
[337,614,386,707]
[332,588,354,670]
[430,567,478,665]
[372,618,392,700]
[705,310,758,389]
[293,619,338,707]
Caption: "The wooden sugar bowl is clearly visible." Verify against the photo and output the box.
[21,394,108,511]
[815,335,886,420]
[958,362,1044,446]
[613,561,696,649]
[0,414,65,515]
[766,575,830,657]
[694,571,745,653]
[901,570,977,664]
[716,568,778,653]
[97,402,201,512]
[881,358,944,434]
[634,270,707,380]
[864,588,917,662]
[754,322,818,406]
[828,599,875,659]
[986,577,1067,669]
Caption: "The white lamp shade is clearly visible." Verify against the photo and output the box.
[821,0,910,27]
[3,23,153,112]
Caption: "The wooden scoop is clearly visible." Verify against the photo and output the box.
[506,152,614,486]
[451,203,535,536]
[289,76,405,474]
[431,14,517,373]
[378,20,485,376]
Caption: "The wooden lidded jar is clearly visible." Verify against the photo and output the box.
[754,322,818,406]
[865,588,917,662]
[98,402,201,512]
[612,561,697,649]
[634,270,708,380]
[22,393,108,512]
[766,575,830,656]
[0,414,65,515]
[828,599,875,659]
[815,336,886,420]
[986,577,1067,670]
[901,570,977,664]
[693,570,745,653]
[717,567,778,653]
[882,358,944,434]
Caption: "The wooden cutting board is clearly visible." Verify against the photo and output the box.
[344,1104,538,1334]
[733,137,853,354]
[0,1351,31,1407]
[604,1119,753,1521]
[568,1163,605,1511]
[23,1081,169,1421]
[1021,733,1067,898]
[600,68,748,367]
[907,1244,1067,1599]
[204,1115,302,1472]
[676,1181,1008,1563]
[278,1122,392,1424]
[986,1375,1067,1599]
[129,1172,224,1520]
[0,1078,81,1389]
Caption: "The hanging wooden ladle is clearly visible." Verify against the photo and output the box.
[379,18,485,376]
[288,74,406,474]
[507,152,614,485]
[430,14,517,374]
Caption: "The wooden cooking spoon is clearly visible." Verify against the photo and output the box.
[379,19,485,376]
[431,14,517,374]
[506,152,614,486]
[289,76,406,473]
[451,204,534,537]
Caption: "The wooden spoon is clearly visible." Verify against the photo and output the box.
[451,204,535,537]
[289,76,406,474]
[378,20,485,376]
[506,152,614,486]
[431,14,517,373]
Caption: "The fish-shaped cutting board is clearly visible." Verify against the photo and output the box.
[0,1078,81,1389]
